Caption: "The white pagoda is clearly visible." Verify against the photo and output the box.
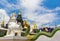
[6,13,22,36]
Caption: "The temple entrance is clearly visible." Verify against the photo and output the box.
[15,32,18,36]
[13,30,21,36]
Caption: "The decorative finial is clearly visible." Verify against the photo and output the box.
[33,22,37,29]
[12,13,16,16]
[18,10,22,15]
[10,13,16,18]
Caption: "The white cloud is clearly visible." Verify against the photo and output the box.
[0,0,21,12]
[20,0,41,10]
[20,0,58,27]
[0,9,10,26]
[54,7,60,11]
[57,24,60,27]
[0,0,59,27]
[1,0,57,27]
[23,12,57,27]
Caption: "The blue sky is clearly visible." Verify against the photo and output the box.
[0,0,60,27]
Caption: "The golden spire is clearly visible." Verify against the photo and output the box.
[1,15,5,27]
[33,22,37,29]
[23,20,30,29]
[1,20,4,27]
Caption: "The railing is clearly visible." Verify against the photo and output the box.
[0,28,8,30]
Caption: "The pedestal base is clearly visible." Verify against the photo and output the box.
[0,36,27,41]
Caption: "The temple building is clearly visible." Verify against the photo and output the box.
[0,11,38,37]
[30,22,39,35]
[6,13,22,36]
